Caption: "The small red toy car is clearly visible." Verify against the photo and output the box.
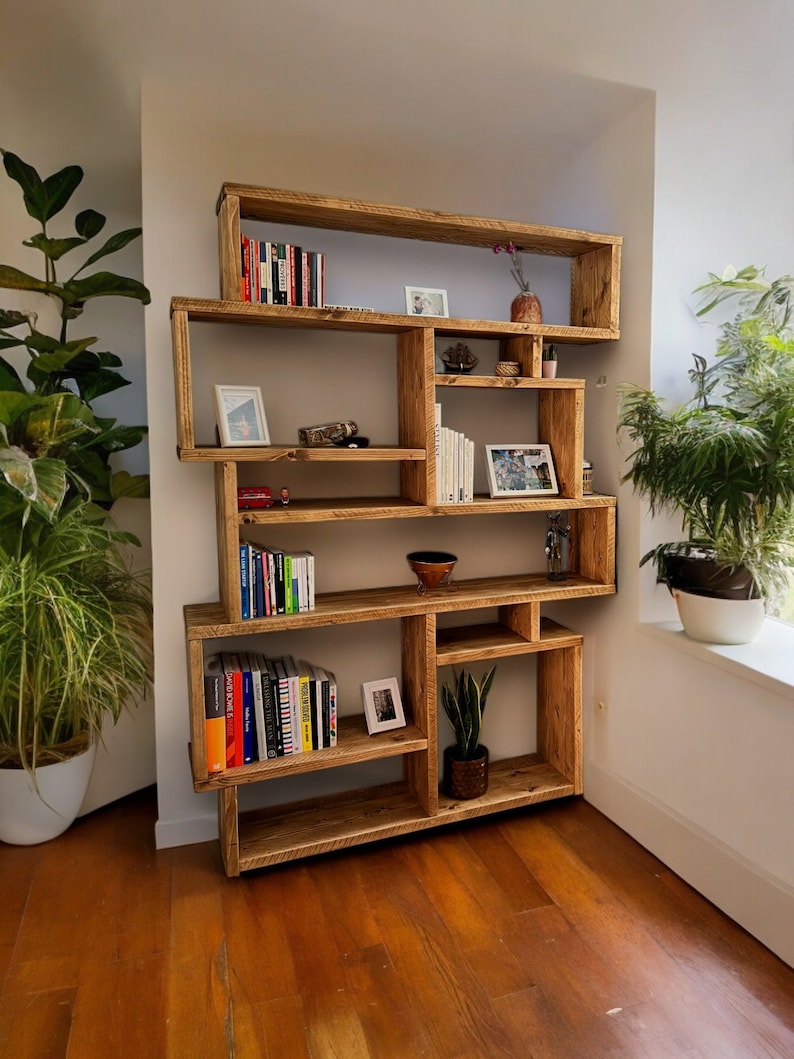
[237,486,274,510]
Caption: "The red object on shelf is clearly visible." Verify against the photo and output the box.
[237,487,274,509]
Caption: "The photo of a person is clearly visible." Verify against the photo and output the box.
[372,688,396,723]
[405,286,449,317]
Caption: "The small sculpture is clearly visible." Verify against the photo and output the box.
[545,512,570,581]
[298,420,358,446]
[441,343,478,374]
[280,486,290,506]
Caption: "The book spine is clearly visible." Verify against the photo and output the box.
[309,251,318,307]
[260,661,278,758]
[301,251,310,307]
[298,669,313,751]
[239,541,251,620]
[203,656,225,773]
[277,244,288,304]
[284,657,303,756]
[320,674,330,748]
[248,654,266,760]
[292,245,302,306]
[264,658,283,755]
[223,669,236,768]
[241,234,251,302]
[316,251,325,307]
[273,659,293,754]
[284,553,293,614]
[241,661,254,764]
[328,674,337,747]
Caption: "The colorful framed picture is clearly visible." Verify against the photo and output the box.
[213,385,270,446]
[484,443,559,498]
[361,677,406,734]
[405,286,449,317]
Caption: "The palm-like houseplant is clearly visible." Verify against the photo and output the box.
[0,149,152,835]
[618,265,794,637]
[441,665,496,799]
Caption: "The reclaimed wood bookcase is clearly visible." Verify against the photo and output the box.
[172,185,621,876]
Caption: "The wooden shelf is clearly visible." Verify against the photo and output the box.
[185,574,615,639]
[191,714,427,791]
[175,182,619,874]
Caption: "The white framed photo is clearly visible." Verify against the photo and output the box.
[213,385,270,446]
[361,677,406,734]
[405,286,449,317]
[485,443,559,498]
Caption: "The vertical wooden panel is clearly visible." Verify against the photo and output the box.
[538,386,584,498]
[569,506,616,585]
[500,602,541,642]
[215,462,240,621]
[398,328,434,505]
[187,638,208,784]
[218,787,240,877]
[538,644,582,792]
[217,193,242,301]
[571,244,621,330]
[503,334,542,377]
[402,613,438,816]
[171,309,194,451]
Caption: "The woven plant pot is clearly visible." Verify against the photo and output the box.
[443,744,489,800]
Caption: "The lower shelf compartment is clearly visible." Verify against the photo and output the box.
[233,753,577,873]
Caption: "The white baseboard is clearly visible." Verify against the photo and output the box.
[585,760,794,969]
[155,811,217,850]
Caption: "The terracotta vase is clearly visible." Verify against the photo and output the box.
[510,291,543,324]
[443,744,489,800]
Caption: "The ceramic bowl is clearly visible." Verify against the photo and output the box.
[406,551,457,594]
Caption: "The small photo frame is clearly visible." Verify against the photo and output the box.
[405,286,449,317]
[485,444,559,497]
[361,677,406,734]
[214,385,270,446]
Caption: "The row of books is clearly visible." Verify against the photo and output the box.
[204,652,338,772]
[240,235,326,307]
[434,403,475,504]
[240,542,315,619]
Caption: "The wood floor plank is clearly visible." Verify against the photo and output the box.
[257,995,312,1059]
[1,987,75,1059]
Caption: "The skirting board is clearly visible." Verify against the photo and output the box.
[155,810,218,851]
[585,759,794,969]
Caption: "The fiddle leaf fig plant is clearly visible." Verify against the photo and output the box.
[0,149,150,511]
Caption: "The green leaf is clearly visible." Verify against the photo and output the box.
[0,264,49,294]
[0,442,67,520]
[1,151,83,224]
[0,335,24,352]
[0,309,32,330]
[23,234,86,261]
[79,228,143,270]
[61,272,151,307]
[75,209,106,239]
[112,470,150,499]
[0,357,24,391]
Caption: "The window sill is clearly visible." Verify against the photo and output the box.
[640,617,794,698]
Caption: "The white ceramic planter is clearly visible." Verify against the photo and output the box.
[673,588,765,645]
[0,742,96,845]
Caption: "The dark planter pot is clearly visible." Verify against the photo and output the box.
[661,554,760,600]
[443,744,489,800]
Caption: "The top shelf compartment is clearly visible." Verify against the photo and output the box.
[216,185,622,334]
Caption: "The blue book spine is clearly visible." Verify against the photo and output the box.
[239,542,250,620]
[241,666,254,764]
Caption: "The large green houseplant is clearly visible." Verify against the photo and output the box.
[618,265,794,640]
[0,150,152,839]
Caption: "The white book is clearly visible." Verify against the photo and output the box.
[466,437,475,502]
[434,403,442,505]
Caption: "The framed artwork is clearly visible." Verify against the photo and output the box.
[405,286,449,317]
[484,443,559,498]
[361,677,406,734]
[213,385,270,446]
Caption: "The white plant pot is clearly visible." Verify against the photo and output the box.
[0,742,96,845]
[672,589,765,645]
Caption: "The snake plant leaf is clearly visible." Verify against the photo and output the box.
[1,151,83,224]
[75,209,106,240]
[23,234,87,261]
[79,228,144,271]
[0,264,50,294]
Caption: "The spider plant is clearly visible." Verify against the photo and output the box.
[0,499,152,774]
[618,266,794,603]
[441,666,496,760]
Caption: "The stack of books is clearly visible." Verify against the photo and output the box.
[240,235,325,307]
[434,403,474,504]
[204,652,338,772]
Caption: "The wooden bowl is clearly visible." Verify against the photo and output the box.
[406,551,458,594]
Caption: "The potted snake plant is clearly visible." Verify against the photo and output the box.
[0,149,152,842]
[440,665,496,799]
[618,265,794,643]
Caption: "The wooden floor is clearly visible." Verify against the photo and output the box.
[1,790,793,1058]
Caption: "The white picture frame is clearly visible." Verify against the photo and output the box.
[405,286,449,317]
[361,677,406,734]
[484,443,559,498]
[213,385,270,447]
